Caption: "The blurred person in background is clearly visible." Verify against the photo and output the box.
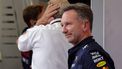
[18,4,44,69]
[18,0,72,69]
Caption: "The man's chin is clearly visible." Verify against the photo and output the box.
[68,39,73,44]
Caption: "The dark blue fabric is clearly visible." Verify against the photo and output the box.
[68,36,115,69]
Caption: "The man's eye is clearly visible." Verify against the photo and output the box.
[66,23,71,25]
[61,24,63,27]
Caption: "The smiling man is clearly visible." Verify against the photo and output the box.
[61,3,115,69]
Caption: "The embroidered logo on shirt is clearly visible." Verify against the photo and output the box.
[71,56,78,68]
[96,61,106,67]
[102,66,109,69]
[90,51,104,63]
[71,63,75,68]
[82,45,88,50]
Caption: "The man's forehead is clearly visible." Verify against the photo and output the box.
[63,10,78,16]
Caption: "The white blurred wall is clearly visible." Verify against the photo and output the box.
[105,0,122,69]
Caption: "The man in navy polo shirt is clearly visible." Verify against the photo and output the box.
[61,3,115,69]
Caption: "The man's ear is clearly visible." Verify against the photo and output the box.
[82,19,89,32]
[30,19,36,27]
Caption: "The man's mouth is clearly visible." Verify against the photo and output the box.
[65,34,71,38]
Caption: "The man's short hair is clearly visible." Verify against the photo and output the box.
[68,0,90,6]
[61,3,93,31]
[23,5,43,27]
[48,0,70,18]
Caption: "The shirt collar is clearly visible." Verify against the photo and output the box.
[50,18,61,24]
[68,36,95,55]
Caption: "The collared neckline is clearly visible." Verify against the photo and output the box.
[50,18,61,24]
[68,36,95,55]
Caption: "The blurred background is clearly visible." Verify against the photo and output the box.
[0,0,121,69]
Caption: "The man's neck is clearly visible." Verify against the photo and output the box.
[74,33,92,46]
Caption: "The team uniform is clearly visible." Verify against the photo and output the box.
[68,36,115,69]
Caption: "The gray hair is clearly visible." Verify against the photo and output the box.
[51,0,70,18]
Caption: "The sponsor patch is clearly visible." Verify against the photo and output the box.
[90,51,104,63]
[96,61,106,67]
[102,66,109,69]
[82,45,88,50]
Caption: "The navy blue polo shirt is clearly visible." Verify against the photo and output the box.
[68,36,115,69]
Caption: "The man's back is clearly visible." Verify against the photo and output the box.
[18,18,72,69]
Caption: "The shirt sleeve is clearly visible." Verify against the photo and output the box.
[17,25,43,51]
[82,50,113,69]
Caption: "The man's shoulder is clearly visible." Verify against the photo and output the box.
[77,45,114,69]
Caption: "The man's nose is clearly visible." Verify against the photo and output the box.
[62,26,67,34]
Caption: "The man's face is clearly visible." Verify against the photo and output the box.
[61,10,85,45]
